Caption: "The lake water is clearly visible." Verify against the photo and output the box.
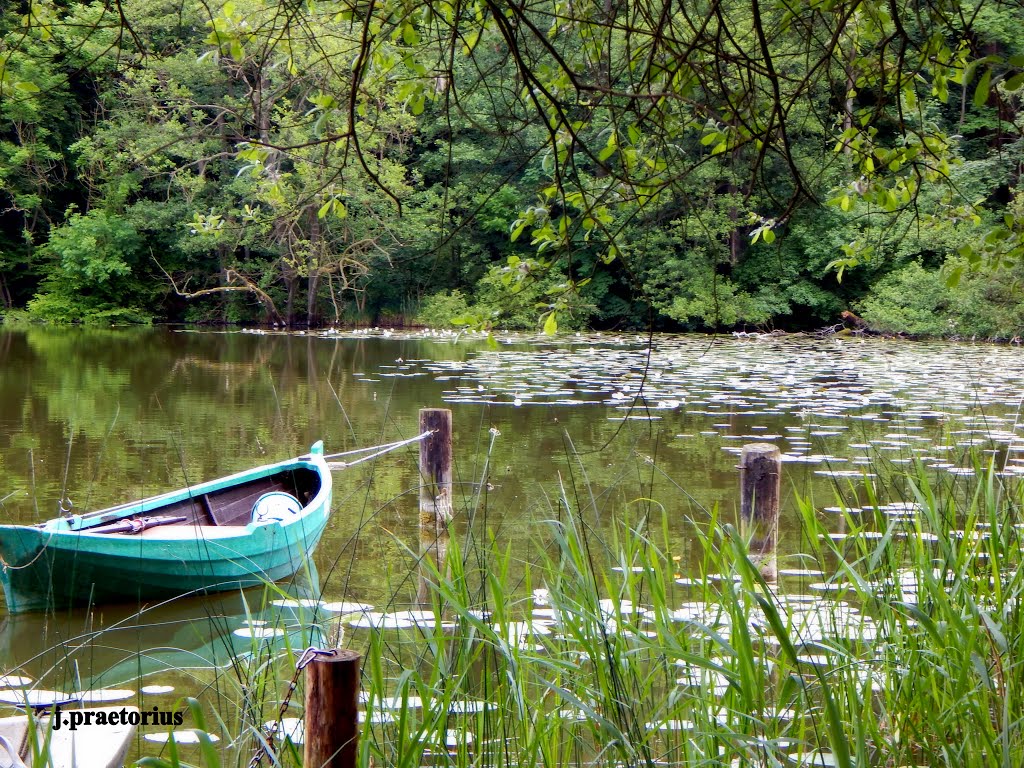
[0,326,1021,757]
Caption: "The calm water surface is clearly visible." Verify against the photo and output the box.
[0,326,1021,754]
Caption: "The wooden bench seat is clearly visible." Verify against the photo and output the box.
[204,479,293,526]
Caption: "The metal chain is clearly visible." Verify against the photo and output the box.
[247,647,337,768]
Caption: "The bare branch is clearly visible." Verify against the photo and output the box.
[155,257,284,325]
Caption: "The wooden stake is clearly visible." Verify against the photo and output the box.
[419,408,453,535]
[739,443,781,580]
[304,649,361,768]
[417,528,449,607]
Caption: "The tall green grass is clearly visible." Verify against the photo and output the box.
[108,453,1024,768]
[349,456,1024,768]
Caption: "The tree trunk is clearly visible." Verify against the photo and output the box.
[306,207,321,327]
[285,276,297,326]
[217,244,229,323]
[729,213,741,266]
[307,273,320,327]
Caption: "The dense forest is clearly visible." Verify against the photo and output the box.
[1,0,1023,336]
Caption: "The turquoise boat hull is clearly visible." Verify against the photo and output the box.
[0,443,332,614]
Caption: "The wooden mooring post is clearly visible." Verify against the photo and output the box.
[418,408,452,606]
[304,649,362,768]
[419,408,453,536]
[739,443,781,580]
[417,528,449,607]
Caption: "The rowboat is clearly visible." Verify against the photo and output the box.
[0,706,137,768]
[0,443,332,614]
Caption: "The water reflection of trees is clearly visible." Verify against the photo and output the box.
[2,328,944,605]
[0,328,741,599]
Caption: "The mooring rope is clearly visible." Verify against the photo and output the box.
[0,525,56,571]
[324,430,433,469]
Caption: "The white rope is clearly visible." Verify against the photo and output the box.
[321,430,434,460]
[325,430,434,469]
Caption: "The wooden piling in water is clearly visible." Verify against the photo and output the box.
[739,443,781,580]
[419,408,453,536]
[416,408,452,607]
[304,649,362,768]
[417,529,449,607]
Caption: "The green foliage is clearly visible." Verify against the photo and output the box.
[27,209,153,324]
[414,290,473,328]
[857,262,953,336]
[2,0,1024,332]
[859,260,1024,339]
[46,209,139,285]
[474,264,593,331]
[667,277,774,330]
[0,309,33,325]
[25,293,153,325]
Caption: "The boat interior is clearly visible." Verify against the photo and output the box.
[80,467,323,534]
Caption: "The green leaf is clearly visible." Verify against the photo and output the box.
[762,228,775,244]
[959,243,981,266]
[543,311,557,335]
[14,81,40,92]
[945,265,964,287]
[1005,72,1024,91]
[462,30,480,55]
[974,68,991,108]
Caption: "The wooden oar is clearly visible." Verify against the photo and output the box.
[88,515,189,535]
